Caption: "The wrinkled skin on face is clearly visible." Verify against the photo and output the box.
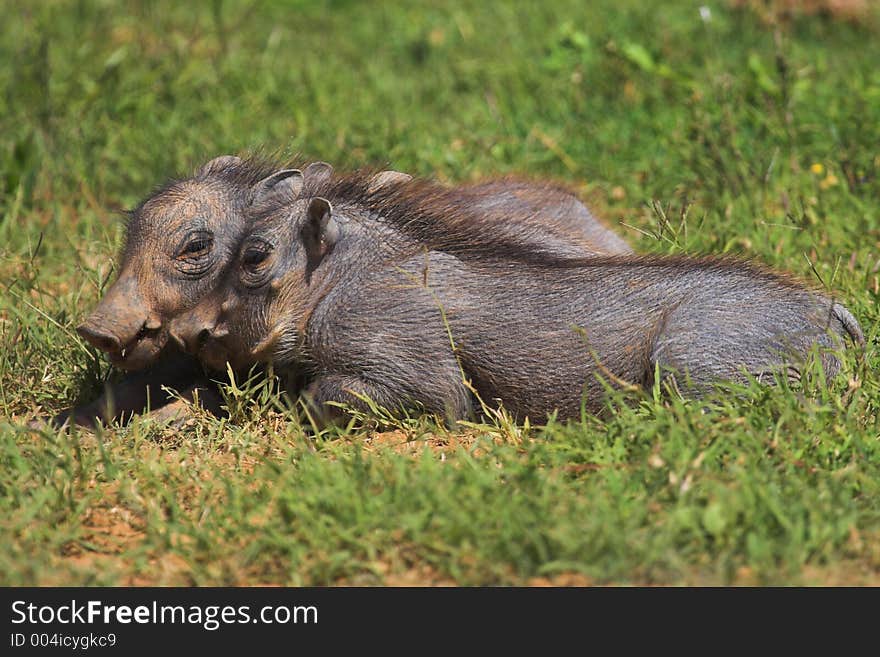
[78,184,232,369]
[168,199,315,374]
[76,156,305,371]
[43,156,319,428]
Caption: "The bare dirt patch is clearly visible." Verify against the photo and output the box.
[357,429,482,457]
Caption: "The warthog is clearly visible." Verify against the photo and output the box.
[172,169,864,425]
[57,157,632,426]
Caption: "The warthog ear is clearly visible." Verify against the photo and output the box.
[367,170,412,193]
[303,161,333,188]
[252,169,304,206]
[198,154,242,175]
[302,197,339,278]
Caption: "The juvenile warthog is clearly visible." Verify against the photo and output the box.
[177,171,864,425]
[57,157,632,426]
[53,156,311,426]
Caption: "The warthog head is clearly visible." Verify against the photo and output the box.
[76,155,310,370]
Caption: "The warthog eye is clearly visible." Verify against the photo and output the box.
[242,247,269,267]
[240,238,274,288]
[184,239,210,255]
[174,230,215,276]
[178,237,213,259]
[241,237,273,270]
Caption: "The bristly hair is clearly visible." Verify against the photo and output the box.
[249,168,606,267]
[193,151,309,191]
[121,152,310,244]
[251,168,822,290]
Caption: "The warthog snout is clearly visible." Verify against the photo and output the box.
[169,308,213,354]
[76,322,123,353]
[76,273,168,369]
[167,303,234,371]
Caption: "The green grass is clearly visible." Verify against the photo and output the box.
[1,0,879,585]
